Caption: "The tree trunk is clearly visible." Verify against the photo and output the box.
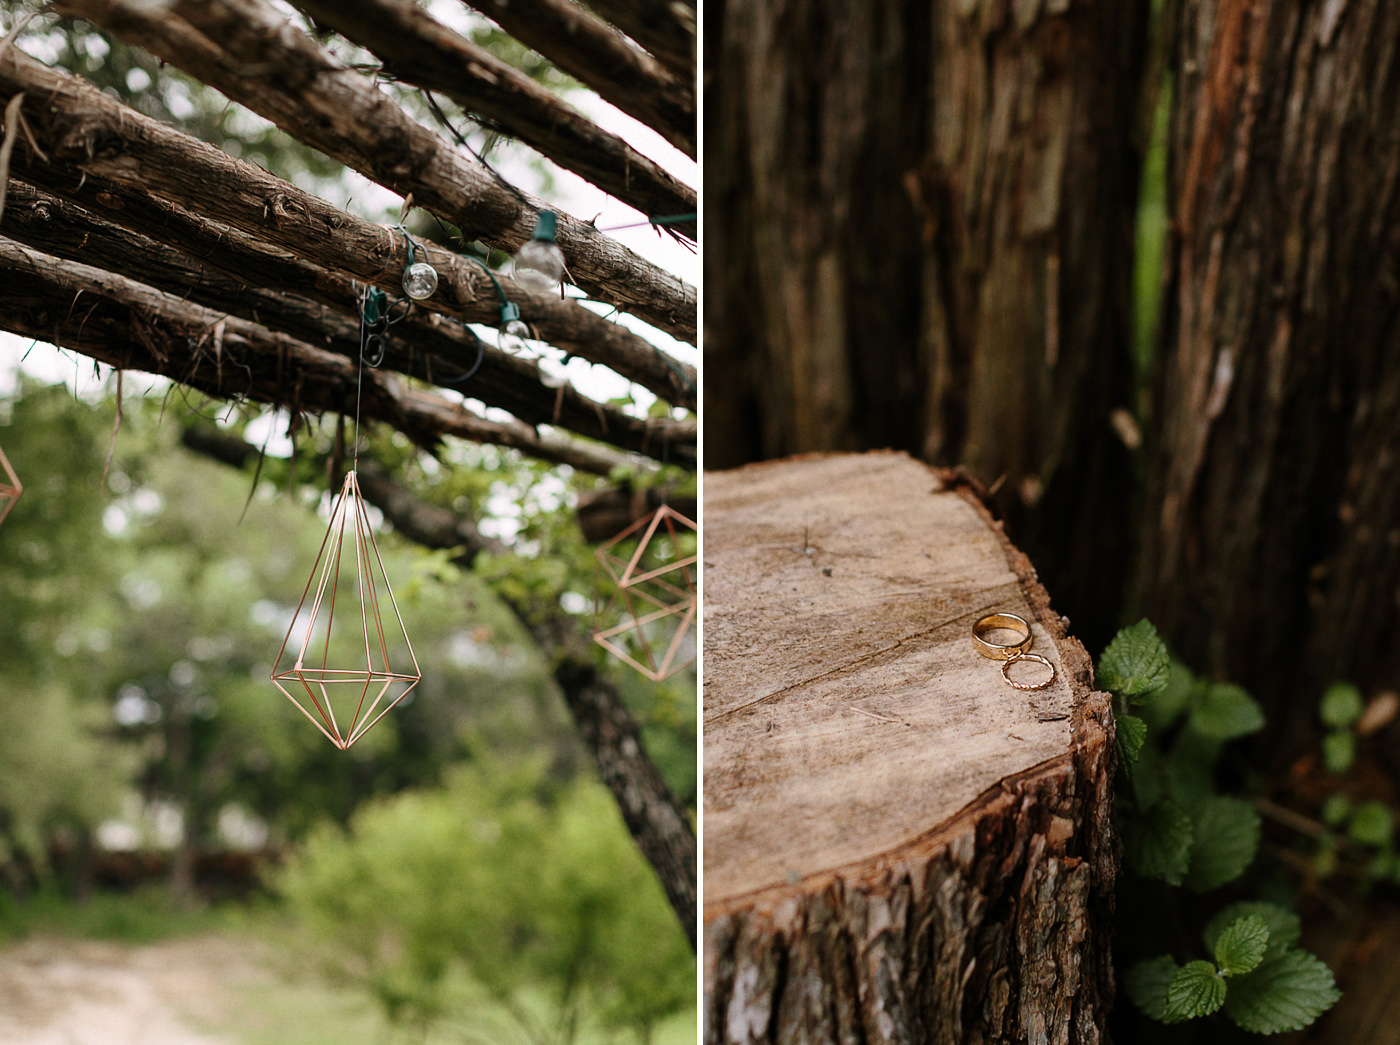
[1136,0,1400,744]
[703,453,1115,1044]
[704,0,1147,651]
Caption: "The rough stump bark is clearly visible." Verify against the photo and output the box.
[703,452,1116,1045]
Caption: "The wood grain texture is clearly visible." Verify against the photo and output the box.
[1135,0,1400,745]
[703,452,1115,1044]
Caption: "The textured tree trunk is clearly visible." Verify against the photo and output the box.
[704,0,1147,650]
[1136,0,1400,743]
[703,453,1115,1044]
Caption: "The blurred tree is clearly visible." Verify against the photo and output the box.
[280,757,694,1044]
[0,381,132,893]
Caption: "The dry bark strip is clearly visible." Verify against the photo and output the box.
[703,453,1114,1044]
[181,422,697,947]
[1136,0,1400,739]
[0,181,694,465]
[0,239,624,473]
[0,53,696,407]
[58,0,697,342]
[293,0,696,234]
[583,0,695,82]
[459,0,695,157]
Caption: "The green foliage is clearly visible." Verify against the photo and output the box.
[1124,955,1177,1021]
[1223,950,1341,1034]
[1323,731,1356,773]
[1212,915,1268,976]
[1115,714,1147,770]
[1320,682,1364,728]
[1189,682,1265,740]
[279,758,694,1042]
[1098,619,1171,699]
[1163,961,1226,1022]
[1346,800,1394,849]
[1318,682,1364,774]
[1100,621,1340,1035]
[1184,796,1260,892]
[1204,903,1301,959]
[1124,800,1193,886]
[1128,908,1336,1035]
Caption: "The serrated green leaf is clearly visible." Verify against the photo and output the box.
[1348,800,1394,848]
[1126,799,1194,885]
[1214,915,1269,976]
[1204,903,1302,959]
[1098,620,1171,700]
[1163,960,1227,1022]
[1185,796,1261,892]
[1320,682,1364,728]
[1323,730,1357,773]
[1190,682,1265,740]
[1321,792,1352,827]
[1116,714,1147,768]
[1125,955,1179,1021]
[1224,950,1340,1034]
[1141,659,1197,730]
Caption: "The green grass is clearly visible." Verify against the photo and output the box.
[0,884,242,944]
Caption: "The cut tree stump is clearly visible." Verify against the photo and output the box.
[703,452,1116,1045]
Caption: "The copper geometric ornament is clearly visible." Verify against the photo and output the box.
[272,470,420,749]
[592,505,697,681]
[0,443,22,527]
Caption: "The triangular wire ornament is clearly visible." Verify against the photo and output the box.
[0,444,22,527]
[271,470,420,749]
[592,505,697,682]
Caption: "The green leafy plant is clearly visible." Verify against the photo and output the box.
[1101,620,1341,1035]
[1319,682,1364,773]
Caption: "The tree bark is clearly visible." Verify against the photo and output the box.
[704,0,1146,652]
[0,239,625,472]
[0,50,697,404]
[583,0,696,83]
[703,453,1114,1043]
[458,0,696,157]
[1136,0,1400,741]
[291,0,696,231]
[58,0,697,342]
[1,182,695,463]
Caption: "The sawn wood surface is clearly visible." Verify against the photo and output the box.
[703,451,1080,909]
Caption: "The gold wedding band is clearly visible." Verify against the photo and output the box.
[972,612,1057,691]
[972,613,1033,661]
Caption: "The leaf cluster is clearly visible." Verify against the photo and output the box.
[1124,906,1338,1033]
[279,756,694,1042]
[1100,621,1340,1035]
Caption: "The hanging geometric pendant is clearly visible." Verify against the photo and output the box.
[271,470,420,749]
[592,505,697,681]
[0,444,22,527]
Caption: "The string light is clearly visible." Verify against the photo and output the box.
[391,225,439,300]
[513,211,565,290]
[498,301,532,355]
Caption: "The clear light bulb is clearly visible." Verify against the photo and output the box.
[402,261,439,300]
[513,211,565,290]
[499,318,531,355]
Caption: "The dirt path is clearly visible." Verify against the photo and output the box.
[0,936,254,1045]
